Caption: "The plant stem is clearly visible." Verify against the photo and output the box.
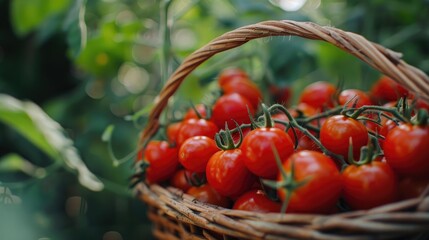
[160,0,173,85]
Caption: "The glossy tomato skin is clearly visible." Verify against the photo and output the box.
[144,141,179,184]
[170,169,192,192]
[241,127,295,179]
[183,104,207,120]
[370,75,409,103]
[176,118,218,146]
[222,78,262,110]
[206,149,257,198]
[233,189,281,213]
[384,124,429,178]
[378,119,398,149]
[320,115,369,161]
[212,93,255,130]
[218,67,248,87]
[187,184,231,208]
[342,161,398,210]
[179,136,219,173]
[299,81,336,110]
[278,151,342,213]
[338,89,372,108]
[166,122,182,145]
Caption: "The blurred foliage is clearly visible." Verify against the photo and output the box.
[1,0,428,239]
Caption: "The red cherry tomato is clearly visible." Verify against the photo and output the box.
[241,127,295,179]
[269,85,292,106]
[320,115,369,161]
[338,89,372,108]
[370,75,409,104]
[187,184,231,208]
[416,98,429,112]
[206,149,257,198]
[384,124,429,178]
[278,151,342,213]
[170,169,192,192]
[166,122,182,145]
[222,78,263,110]
[179,136,219,173]
[233,189,281,213]
[218,67,249,87]
[342,161,398,210]
[378,119,398,149]
[299,81,337,110]
[212,93,255,129]
[398,177,429,200]
[143,141,179,184]
[183,104,207,120]
[176,118,218,146]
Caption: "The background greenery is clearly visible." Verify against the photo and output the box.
[1,0,428,239]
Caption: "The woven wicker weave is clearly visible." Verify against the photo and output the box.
[135,20,429,240]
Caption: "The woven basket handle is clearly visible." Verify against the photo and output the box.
[139,20,429,146]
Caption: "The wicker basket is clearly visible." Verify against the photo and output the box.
[135,20,429,240]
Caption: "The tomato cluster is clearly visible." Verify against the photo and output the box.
[135,69,429,214]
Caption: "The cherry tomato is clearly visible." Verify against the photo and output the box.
[398,177,429,200]
[416,98,429,112]
[212,93,255,129]
[206,148,257,198]
[166,122,182,145]
[384,124,429,178]
[299,81,337,110]
[218,67,249,87]
[179,136,219,173]
[370,75,409,104]
[342,161,398,210]
[241,127,295,179]
[269,85,292,106]
[176,118,218,146]
[222,78,262,110]
[187,184,231,208]
[233,189,281,213]
[378,119,398,149]
[183,104,207,120]
[170,169,192,192]
[143,141,179,184]
[320,115,369,161]
[338,89,372,108]
[277,151,342,213]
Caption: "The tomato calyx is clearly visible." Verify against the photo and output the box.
[184,171,207,187]
[412,109,429,127]
[345,137,381,168]
[215,122,243,150]
[261,145,309,213]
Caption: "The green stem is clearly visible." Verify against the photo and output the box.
[345,105,409,123]
[268,104,347,168]
[160,0,173,85]
[300,106,343,124]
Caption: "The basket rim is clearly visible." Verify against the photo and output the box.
[136,182,429,240]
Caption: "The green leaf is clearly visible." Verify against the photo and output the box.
[10,0,71,36]
[0,94,103,191]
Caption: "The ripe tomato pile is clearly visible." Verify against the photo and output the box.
[134,68,429,214]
